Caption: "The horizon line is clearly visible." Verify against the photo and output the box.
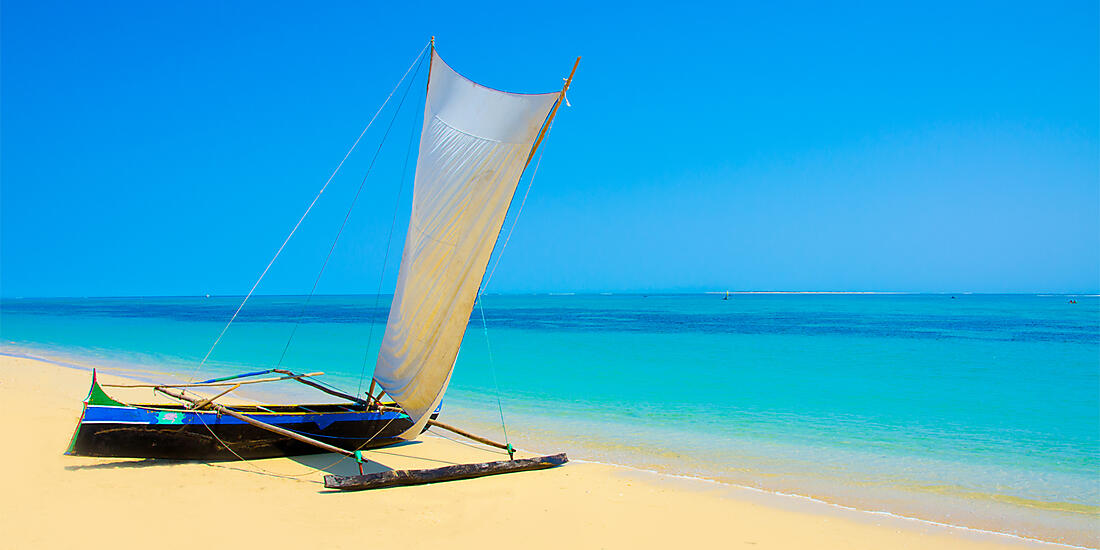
[3,291,1098,300]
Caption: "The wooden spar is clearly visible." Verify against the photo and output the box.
[102,372,325,389]
[524,56,581,168]
[270,369,368,405]
[367,406,510,452]
[324,453,568,491]
[426,419,510,451]
[189,383,241,410]
[372,387,388,409]
[153,386,355,458]
[367,379,389,409]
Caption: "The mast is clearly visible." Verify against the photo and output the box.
[526,56,580,168]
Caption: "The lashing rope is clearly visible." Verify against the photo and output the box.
[189,40,430,382]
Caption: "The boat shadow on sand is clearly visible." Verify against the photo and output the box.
[288,439,464,477]
[64,458,201,471]
[63,440,465,479]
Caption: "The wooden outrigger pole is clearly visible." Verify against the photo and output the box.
[159,383,566,491]
[154,386,357,459]
[270,368,369,405]
[427,419,512,452]
[102,371,325,389]
[156,374,552,487]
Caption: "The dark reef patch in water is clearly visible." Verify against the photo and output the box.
[3,296,1096,345]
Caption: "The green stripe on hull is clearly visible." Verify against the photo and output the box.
[67,370,125,454]
[86,369,126,407]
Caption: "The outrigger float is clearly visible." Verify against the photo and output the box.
[65,38,579,490]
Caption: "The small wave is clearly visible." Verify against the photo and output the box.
[562,457,1094,549]
[911,484,1100,516]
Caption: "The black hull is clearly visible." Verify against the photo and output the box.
[70,415,416,460]
[67,372,434,461]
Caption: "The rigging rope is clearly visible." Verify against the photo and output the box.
[106,385,402,479]
[273,52,427,374]
[476,296,511,453]
[481,120,553,292]
[473,131,553,457]
[189,40,430,382]
[356,80,423,397]
[190,401,402,478]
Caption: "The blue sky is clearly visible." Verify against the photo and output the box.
[2,0,1097,296]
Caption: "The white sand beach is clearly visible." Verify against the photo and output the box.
[0,354,1068,549]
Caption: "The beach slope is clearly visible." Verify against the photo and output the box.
[0,355,1062,549]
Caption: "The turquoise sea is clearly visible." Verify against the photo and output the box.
[2,294,1097,546]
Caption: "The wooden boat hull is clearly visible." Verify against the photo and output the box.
[66,374,427,460]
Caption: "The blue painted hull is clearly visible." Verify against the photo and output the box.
[68,402,420,460]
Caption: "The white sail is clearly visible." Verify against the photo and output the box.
[374,49,560,438]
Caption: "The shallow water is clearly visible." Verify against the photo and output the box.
[2,294,1097,546]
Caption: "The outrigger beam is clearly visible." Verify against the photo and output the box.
[189,383,242,410]
[426,419,512,453]
[155,379,550,486]
[270,369,370,405]
[103,371,325,389]
[323,453,568,491]
[154,386,356,459]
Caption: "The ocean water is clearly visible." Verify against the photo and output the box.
[2,294,1097,546]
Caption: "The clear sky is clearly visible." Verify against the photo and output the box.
[2,0,1097,296]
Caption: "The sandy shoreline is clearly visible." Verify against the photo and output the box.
[0,354,1073,549]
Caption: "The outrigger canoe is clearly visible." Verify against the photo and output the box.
[65,41,576,488]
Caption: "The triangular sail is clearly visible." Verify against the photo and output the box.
[373,49,560,438]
